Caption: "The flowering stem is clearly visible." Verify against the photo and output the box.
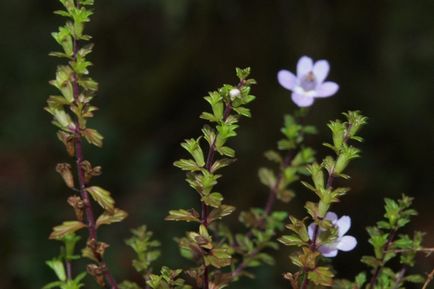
[300,124,353,289]
[200,103,233,289]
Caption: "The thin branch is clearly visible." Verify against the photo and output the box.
[422,268,434,289]
[391,267,407,289]
[65,260,73,280]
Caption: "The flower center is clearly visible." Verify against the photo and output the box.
[300,71,317,91]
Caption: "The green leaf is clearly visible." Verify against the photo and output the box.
[96,208,128,228]
[42,281,64,289]
[173,159,201,171]
[86,186,115,212]
[201,192,224,208]
[278,235,305,247]
[82,128,104,147]
[404,274,425,283]
[216,146,235,157]
[46,258,66,281]
[180,138,205,167]
[207,205,236,223]
[258,168,276,189]
[49,221,86,240]
[308,266,334,286]
[165,209,200,223]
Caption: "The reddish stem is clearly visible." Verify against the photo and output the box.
[69,7,119,288]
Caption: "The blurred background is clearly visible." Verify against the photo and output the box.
[0,0,433,288]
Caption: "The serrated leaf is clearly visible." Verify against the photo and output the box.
[207,205,235,223]
[165,209,200,223]
[96,208,128,228]
[86,186,115,213]
[201,192,223,208]
[49,221,86,240]
[82,128,104,147]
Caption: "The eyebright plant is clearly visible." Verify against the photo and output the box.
[44,1,434,289]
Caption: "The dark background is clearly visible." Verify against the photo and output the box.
[0,0,433,288]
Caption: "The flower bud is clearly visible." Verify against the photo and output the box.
[229,88,241,100]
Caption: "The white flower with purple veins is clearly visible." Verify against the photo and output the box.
[308,212,357,258]
[278,56,339,107]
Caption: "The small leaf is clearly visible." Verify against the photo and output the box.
[86,186,115,213]
[49,221,86,240]
[258,168,276,189]
[96,208,128,228]
[46,258,66,281]
[165,209,200,223]
[201,192,223,208]
[308,266,334,286]
[82,128,104,147]
[207,205,236,223]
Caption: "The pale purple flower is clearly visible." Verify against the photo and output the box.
[277,56,339,107]
[308,212,357,258]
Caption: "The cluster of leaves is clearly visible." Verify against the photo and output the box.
[166,68,256,289]
[278,111,367,288]
[223,111,316,280]
[44,234,86,289]
[120,226,163,289]
[360,195,424,289]
[45,0,126,288]
[258,112,316,204]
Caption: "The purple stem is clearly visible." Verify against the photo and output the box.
[69,4,119,288]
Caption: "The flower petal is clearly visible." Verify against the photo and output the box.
[291,93,314,107]
[277,70,297,91]
[313,60,330,83]
[316,82,339,98]
[325,211,338,222]
[337,216,351,237]
[319,246,338,258]
[337,235,357,252]
[297,56,313,77]
[308,223,316,240]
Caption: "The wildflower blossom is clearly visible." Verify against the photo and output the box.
[308,212,357,257]
[277,56,339,107]
[229,88,241,100]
